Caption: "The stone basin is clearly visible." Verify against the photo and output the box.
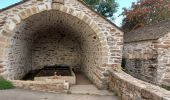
[34,66,76,85]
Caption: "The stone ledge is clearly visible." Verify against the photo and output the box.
[11,80,69,93]
[109,71,170,100]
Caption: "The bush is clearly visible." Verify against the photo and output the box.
[0,77,14,90]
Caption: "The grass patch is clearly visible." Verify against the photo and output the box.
[0,77,14,90]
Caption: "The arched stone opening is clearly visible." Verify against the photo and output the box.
[4,10,107,88]
[0,1,124,89]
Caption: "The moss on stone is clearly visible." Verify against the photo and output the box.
[162,85,170,91]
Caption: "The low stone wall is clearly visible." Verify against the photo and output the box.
[109,71,170,100]
[11,80,69,93]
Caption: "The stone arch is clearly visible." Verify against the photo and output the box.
[0,2,115,89]
[1,4,109,58]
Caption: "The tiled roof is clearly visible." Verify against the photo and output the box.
[125,20,170,43]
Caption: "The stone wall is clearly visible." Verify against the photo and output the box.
[124,31,170,86]
[109,71,170,100]
[123,40,158,84]
[6,27,33,79]
[32,30,81,70]
[11,80,69,93]
[156,33,170,86]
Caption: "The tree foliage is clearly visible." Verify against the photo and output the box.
[122,0,170,32]
[83,0,118,20]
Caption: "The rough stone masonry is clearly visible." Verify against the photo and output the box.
[0,0,123,89]
[123,20,170,86]
[1,1,170,100]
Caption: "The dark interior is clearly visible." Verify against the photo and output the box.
[22,65,72,80]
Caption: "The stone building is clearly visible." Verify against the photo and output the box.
[123,20,170,86]
[0,0,123,89]
[2,0,170,99]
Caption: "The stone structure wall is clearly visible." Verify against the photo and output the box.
[32,30,81,70]
[156,32,170,86]
[7,26,33,79]
[124,28,170,86]
[109,71,170,100]
[11,10,103,86]
[0,0,123,89]
[11,80,69,93]
[123,40,158,84]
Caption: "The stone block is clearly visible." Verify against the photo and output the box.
[52,3,62,10]
[37,4,48,11]
[31,7,39,14]
[19,11,28,20]
[52,0,64,4]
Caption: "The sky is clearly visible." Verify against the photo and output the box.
[0,0,136,27]
[0,0,21,8]
[115,0,137,26]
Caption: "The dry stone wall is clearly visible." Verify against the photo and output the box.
[123,40,158,84]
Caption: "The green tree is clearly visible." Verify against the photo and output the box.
[83,0,118,20]
[121,0,170,32]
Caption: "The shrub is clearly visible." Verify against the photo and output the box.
[0,77,14,90]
